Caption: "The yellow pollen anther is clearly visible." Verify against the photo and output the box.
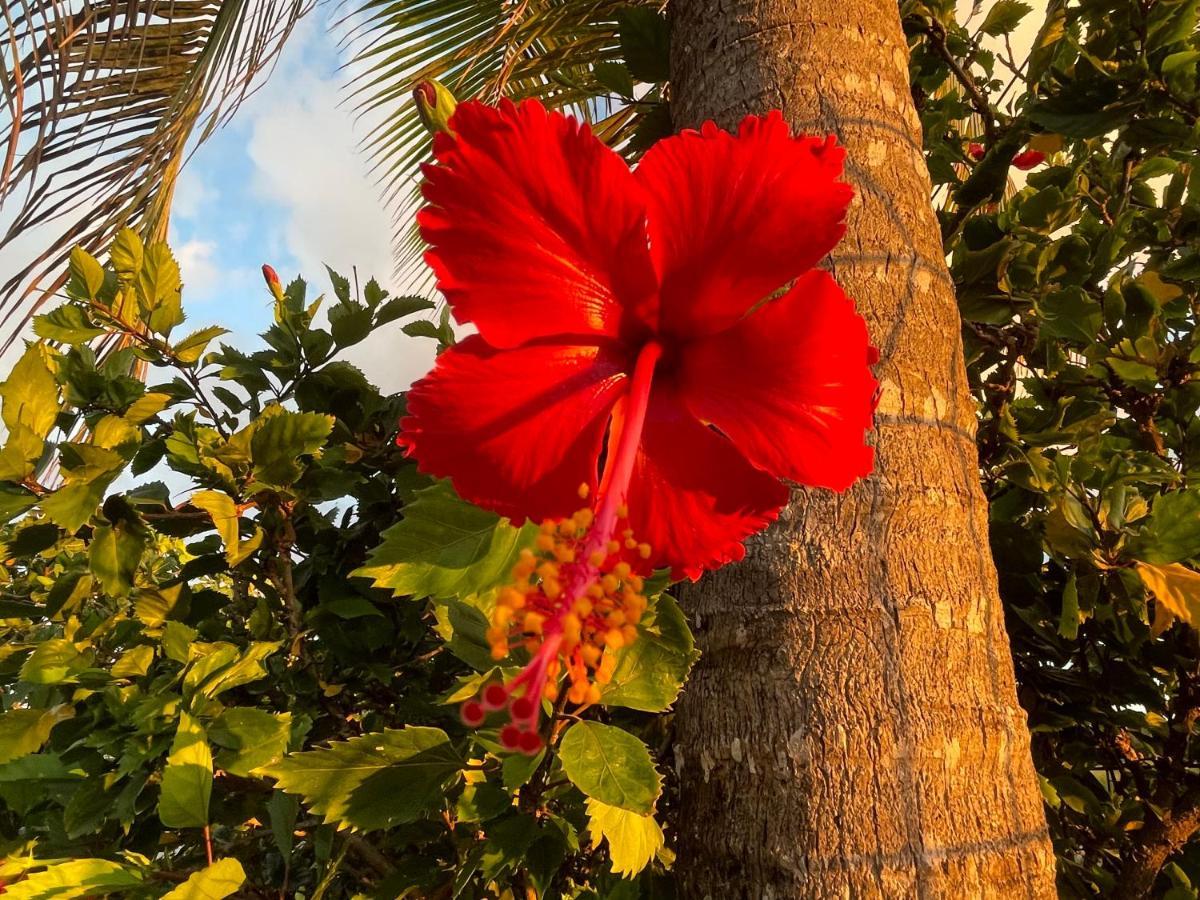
[578,482,590,499]
[613,562,631,579]
[536,533,555,551]
[589,550,607,567]
[618,505,628,518]
[604,628,625,649]
[637,543,652,559]
[624,537,638,549]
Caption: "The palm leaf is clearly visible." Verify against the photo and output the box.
[0,0,314,354]
[342,0,662,292]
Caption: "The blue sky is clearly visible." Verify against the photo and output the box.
[166,9,435,393]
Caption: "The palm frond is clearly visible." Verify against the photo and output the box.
[0,0,314,353]
[342,0,660,292]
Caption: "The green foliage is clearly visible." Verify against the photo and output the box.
[907,0,1200,891]
[353,481,537,601]
[0,232,686,897]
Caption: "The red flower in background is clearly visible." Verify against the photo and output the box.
[400,99,877,580]
[968,142,986,161]
[1012,149,1046,170]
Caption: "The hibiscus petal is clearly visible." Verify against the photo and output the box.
[676,270,878,492]
[400,336,629,521]
[620,388,790,581]
[418,99,657,348]
[636,110,853,338]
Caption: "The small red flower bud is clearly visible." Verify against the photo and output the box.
[481,682,509,710]
[460,700,486,727]
[1012,149,1046,171]
[968,142,985,161]
[261,263,284,302]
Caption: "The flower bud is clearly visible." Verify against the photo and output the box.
[414,79,458,135]
[261,264,284,302]
[968,142,985,161]
[1011,149,1046,171]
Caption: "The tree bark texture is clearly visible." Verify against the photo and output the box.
[668,1,1058,896]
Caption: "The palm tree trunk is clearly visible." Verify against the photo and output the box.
[668,0,1058,896]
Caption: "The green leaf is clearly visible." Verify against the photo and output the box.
[1129,491,1200,564]
[190,490,264,566]
[138,242,184,334]
[160,859,246,900]
[353,481,537,601]
[109,228,144,278]
[250,407,334,486]
[601,595,699,712]
[159,712,213,829]
[174,326,230,364]
[617,7,669,83]
[68,246,106,300]
[979,0,1032,35]
[33,305,106,343]
[0,707,72,764]
[89,520,148,597]
[263,727,462,832]
[1037,287,1102,345]
[594,61,635,98]
[3,859,142,900]
[111,645,155,678]
[558,722,661,814]
[329,302,373,347]
[20,638,86,684]
[183,641,281,701]
[210,708,293,777]
[375,295,436,326]
[1,343,59,439]
[586,798,664,877]
[1058,573,1081,640]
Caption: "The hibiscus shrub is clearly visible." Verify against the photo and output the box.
[0,231,686,897]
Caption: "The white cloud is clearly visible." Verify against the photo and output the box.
[174,238,220,298]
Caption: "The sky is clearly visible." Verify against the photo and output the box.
[166,9,436,393]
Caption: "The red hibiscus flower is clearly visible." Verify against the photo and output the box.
[968,142,986,161]
[1012,149,1046,170]
[400,98,877,582]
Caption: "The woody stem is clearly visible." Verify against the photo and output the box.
[591,341,662,550]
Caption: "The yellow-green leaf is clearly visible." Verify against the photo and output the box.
[190,490,262,566]
[1137,561,1200,634]
[138,242,184,334]
[174,326,229,365]
[160,859,246,900]
[586,798,664,877]
[0,343,58,439]
[109,227,144,279]
[159,712,213,829]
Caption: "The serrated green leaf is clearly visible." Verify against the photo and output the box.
[979,0,1032,35]
[250,407,334,486]
[20,638,86,684]
[353,481,536,601]
[1129,491,1200,564]
[33,305,106,343]
[586,798,664,877]
[190,490,263,566]
[109,228,144,278]
[0,706,72,764]
[210,708,292,777]
[3,859,142,900]
[617,7,669,83]
[111,645,155,678]
[68,246,106,300]
[263,727,461,832]
[160,859,246,900]
[89,520,148,597]
[159,712,212,829]
[559,722,661,814]
[601,595,699,712]
[1,343,58,439]
[174,326,229,365]
[138,243,184,334]
[375,295,435,326]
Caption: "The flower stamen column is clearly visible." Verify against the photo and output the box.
[461,342,662,754]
